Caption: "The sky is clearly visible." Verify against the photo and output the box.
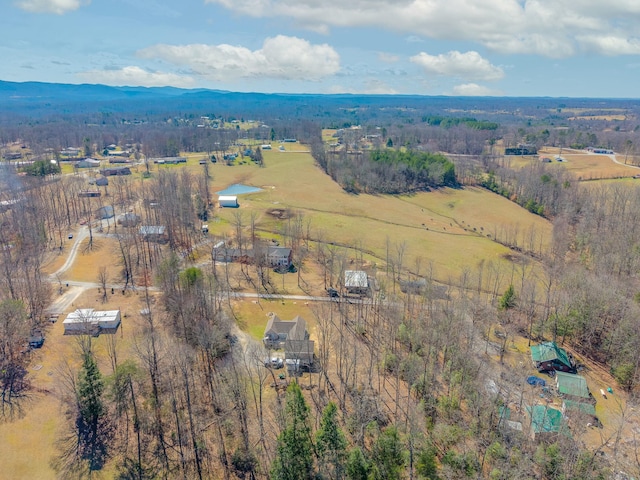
[2,0,640,97]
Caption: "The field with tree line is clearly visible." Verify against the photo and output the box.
[4,83,640,478]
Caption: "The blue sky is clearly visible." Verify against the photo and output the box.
[3,0,640,97]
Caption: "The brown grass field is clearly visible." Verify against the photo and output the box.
[63,237,123,283]
[507,147,640,180]
[0,288,153,478]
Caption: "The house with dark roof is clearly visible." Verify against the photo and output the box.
[530,341,577,374]
[139,225,168,243]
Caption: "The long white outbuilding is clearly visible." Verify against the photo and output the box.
[63,308,121,335]
[218,195,239,208]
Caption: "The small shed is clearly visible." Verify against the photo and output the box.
[219,195,239,208]
[95,176,109,187]
[556,372,593,402]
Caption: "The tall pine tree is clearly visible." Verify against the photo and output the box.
[369,425,405,480]
[316,402,347,479]
[76,351,110,471]
[271,382,314,480]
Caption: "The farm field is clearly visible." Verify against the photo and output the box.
[202,147,551,284]
[506,147,640,180]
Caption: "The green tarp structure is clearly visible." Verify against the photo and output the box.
[530,341,572,369]
[526,405,564,434]
[555,372,590,399]
[562,399,596,417]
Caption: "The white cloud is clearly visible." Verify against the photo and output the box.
[451,83,501,96]
[576,35,640,55]
[138,35,340,81]
[205,0,640,57]
[378,52,400,63]
[16,0,88,14]
[410,50,504,81]
[77,66,196,88]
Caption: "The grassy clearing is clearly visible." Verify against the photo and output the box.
[231,299,318,341]
[64,237,122,283]
[508,147,640,180]
[0,288,151,478]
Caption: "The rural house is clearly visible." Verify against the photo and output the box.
[139,225,168,243]
[118,212,141,227]
[75,158,101,169]
[530,341,577,374]
[212,244,292,268]
[95,205,114,220]
[63,308,121,335]
[101,166,131,176]
[344,270,369,295]
[266,246,292,268]
[263,314,315,368]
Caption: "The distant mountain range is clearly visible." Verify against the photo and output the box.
[1,79,638,125]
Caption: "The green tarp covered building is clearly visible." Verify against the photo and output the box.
[526,405,566,440]
[530,341,576,373]
[562,400,596,418]
[555,372,592,400]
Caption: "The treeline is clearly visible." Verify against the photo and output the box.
[549,182,640,388]
[479,160,575,218]
[423,115,499,130]
[313,147,457,194]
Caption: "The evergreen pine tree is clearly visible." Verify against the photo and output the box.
[369,425,405,480]
[345,447,369,480]
[271,382,314,480]
[76,352,110,470]
[316,402,347,479]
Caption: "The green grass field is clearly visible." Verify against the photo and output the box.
[204,148,551,283]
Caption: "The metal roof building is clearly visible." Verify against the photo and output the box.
[555,372,591,400]
[63,308,121,335]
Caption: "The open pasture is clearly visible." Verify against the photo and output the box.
[506,147,640,180]
[208,148,551,283]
